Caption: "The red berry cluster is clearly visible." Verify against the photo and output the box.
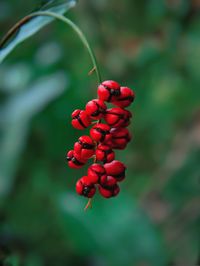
[66,80,135,200]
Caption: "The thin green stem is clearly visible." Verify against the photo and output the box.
[33,11,102,84]
[0,11,102,84]
[84,198,92,211]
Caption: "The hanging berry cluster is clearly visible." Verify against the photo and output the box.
[66,80,135,202]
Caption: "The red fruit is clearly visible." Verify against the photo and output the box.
[66,150,87,169]
[87,163,106,183]
[97,80,120,102]
[85,99,107,119]
[104,160,126,182]
[113,86,135,108]
[110,127,131,149]
[104,107,129,128]
[71,109,91,130]
[99,175,117,188]
[74,135,95,160]
[90,123,111,143]
[98,184,120,198]
[76,176,96,198]
[121,109,132,127]
[95,144,115,163]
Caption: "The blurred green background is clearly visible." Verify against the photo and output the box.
[0,0,200,265]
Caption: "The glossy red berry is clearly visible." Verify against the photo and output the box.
[87,163,106,183]
[71,109,91,130]
[74,135,95,159]
[98,184,120,198]
[113,86,135,108]
[76,176,96,198]
[104,160,126,182]
[110,127,131,149]
[104,107,129,128]
[66,150,87,169]
[85,99,107,119]
[99,175,117,188]
[120,109,132,127]
[95,144,115,163]
[90,123,111,143]
[98,80,120,102]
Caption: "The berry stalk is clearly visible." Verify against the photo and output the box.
[0,11,102,85]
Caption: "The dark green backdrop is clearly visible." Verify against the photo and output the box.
[0,0,199,265]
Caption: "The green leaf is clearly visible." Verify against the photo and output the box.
[0,0,77,63]
[0,72,69,197]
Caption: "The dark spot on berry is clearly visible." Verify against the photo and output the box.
[110,89,120,96]
[92,110,100,116]
[71,157,84,166]
[83,186,91,196]
[82,143,94,149]
[78,140,94,149]
[118,96,133,102]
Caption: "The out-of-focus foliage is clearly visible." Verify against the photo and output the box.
[0,0,199,266]
[0,0,77,63]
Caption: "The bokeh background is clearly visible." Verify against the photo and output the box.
[0,0,200,265]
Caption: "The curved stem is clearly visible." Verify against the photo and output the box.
[84,198,92,211]
[0,11,102,84]
[34,11,102,84]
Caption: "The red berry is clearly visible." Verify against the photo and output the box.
[120,109,132,127]
[98,184,120,198]
[99,175,117,188]
[104,107,130,128]
[113,86,135,108]
[85,99,107,119]
[95,144,115,163]
[104,160,126,182]
[87,163,106,184]
[98,80,120,102]
[66,150,87,169]
[74,135,95,160]
[90,123,111,143]
[76,176,96,198]
[110,127,131,149]
[71,109,91,130]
